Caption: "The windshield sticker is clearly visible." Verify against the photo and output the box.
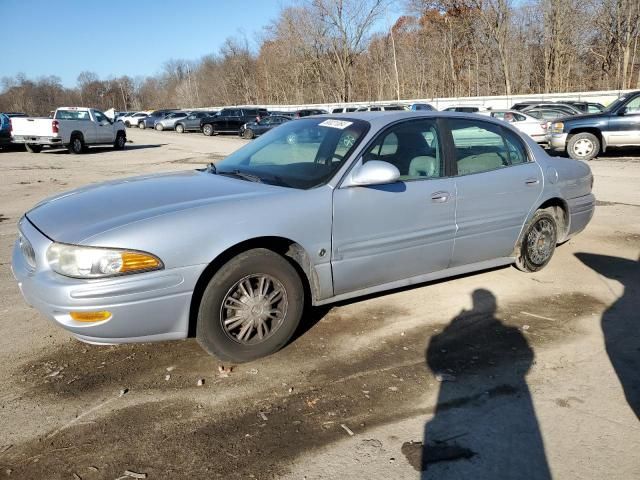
[319,119,353,129]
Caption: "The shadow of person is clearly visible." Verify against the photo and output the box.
[575,253,640,419]
[402,289,551,479]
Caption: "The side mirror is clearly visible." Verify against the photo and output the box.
[618,107,628,116]
[347,160,400,187]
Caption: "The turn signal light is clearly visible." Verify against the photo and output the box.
[120,252,162,273]
[70,311,112,322]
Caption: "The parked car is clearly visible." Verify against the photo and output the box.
[4,112,27,118]
[293,109,329,118]
[139,109,178,129]
[200,108,267,136]
[409,103,436,111]
[11,111,595,363]
[11,107,126,153]
[523,103,581,117]
[121,112,149,128]
[548,90,640,160]
[115,111,134,121]
[563,101,605,113]
[331,107,358,113]
[239,115,292,139]
[478,109,548,143]
[522,106,577,123]
[512,101,545,111]
[442,105,483,113]
[154,111,189,131]
[174,111,217,133]
[355,105,406,112]
[0,113,12,149]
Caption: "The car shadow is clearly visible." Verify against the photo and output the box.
[40,143,166,154]
[402,289,552,479]
[575,253,640,419]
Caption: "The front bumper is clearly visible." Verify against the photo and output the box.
[11,218,205,344]
[548,133,568,151]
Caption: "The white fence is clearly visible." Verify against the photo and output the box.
[188,88,636,112]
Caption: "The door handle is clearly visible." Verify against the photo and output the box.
[525,178,540,186]
[431,191,450,203]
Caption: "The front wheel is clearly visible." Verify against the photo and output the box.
[25,144,42,153]
[175,123,185,134]
[567,132,600,161]
[243,128,255,139]
[515,210,558,272]
[196,248,304,363]
[138,122,146,129]
[155,123,164,131]
[114,132,126,150]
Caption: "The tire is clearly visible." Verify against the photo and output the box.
[155,123,163,131]
[515,209,558,272]
[202,124,214,136]
[68,135,84,154]
[243,128,255,139]
[138,122,146,129]
[196,248,304,362]
[125,121,131,128]
[175,123,185,134]
[114,132,126,150]
[25,144,42,153]
[567,132,600,161]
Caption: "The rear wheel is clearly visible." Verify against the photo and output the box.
[243,128,255,139]
[196,248,304,362]
[515,210,558,272]
[125,121,131,128]
[138,121,146,129]
[114,132,126,150]
[202,124,214,136]
[68,135,84,154]
[25,144,42,153]
[567,132,599,161]
[155,123,163,131]
[175,123,185,133]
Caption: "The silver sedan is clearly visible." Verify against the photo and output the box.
[12,112,595,362]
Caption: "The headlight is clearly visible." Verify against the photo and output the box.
[551,122,564,134]
[46,243,163,279]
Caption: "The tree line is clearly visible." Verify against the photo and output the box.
[1,0,638,115]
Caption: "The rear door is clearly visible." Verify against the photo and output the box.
[331,118,456,295]
[445,118,543,267]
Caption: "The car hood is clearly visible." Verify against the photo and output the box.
[26,170,278,244]
[557,112,605,122]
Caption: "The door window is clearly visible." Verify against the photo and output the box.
[93,111,109,123]
[363,120,444,180]
[625,97,640,114]
[449,119,527,175]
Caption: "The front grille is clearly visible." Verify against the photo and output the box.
[18,232,36,271]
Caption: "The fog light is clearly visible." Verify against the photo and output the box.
[69,311,112,322]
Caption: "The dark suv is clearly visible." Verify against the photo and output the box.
[201,108,268,136]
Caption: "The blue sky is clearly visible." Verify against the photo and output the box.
[0,0,404,88]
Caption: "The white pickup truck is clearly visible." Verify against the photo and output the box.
[11,107,127,154]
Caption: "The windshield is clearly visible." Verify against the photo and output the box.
[604,95,629,112]
[215,117,369,189]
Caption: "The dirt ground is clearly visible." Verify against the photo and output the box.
[0,129,638,480]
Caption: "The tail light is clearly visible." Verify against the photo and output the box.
[541,122,547,130]
[8,118,12,133]
[52,120,59,134]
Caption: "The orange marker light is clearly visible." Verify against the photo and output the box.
[120,252,161,273]
[70,311,112,323]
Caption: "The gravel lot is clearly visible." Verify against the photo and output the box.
[0,128,638,479]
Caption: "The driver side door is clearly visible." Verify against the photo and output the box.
[93,110,114,143]
[331,119,456,295]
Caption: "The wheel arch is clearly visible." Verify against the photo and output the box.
[537,197,570,241]
[567,127,605,151]
[187,236,318,337]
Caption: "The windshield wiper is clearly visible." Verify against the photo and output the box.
[218,169,263,183]
[206,162,217,174]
